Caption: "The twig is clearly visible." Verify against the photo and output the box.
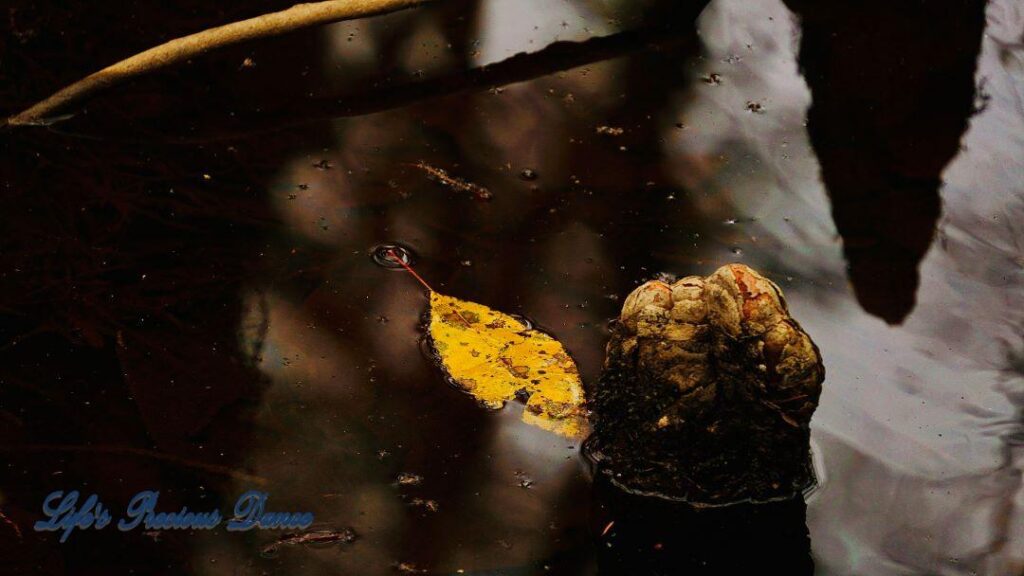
[407,161,492,200]
[0,508,22,541]
[6,0,433,127]
[0,444,268,485]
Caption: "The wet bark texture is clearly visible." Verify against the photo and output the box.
[588,264,824,505]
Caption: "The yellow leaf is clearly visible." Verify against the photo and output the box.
[427,291,588,438]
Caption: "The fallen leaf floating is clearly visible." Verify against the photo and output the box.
[428,291,589,437]
[385,249,588,438]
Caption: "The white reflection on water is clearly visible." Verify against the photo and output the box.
[675,0,1024,573]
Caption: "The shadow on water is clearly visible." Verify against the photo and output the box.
[590,476,812,575]
[0,1,336,573]
[782,0,987,324]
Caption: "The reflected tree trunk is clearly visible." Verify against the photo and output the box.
[783,0,987,324]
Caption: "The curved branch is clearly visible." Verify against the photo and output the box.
[6,0,433,127]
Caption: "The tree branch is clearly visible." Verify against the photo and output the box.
[90,23,695,143]
[5,0,433,127]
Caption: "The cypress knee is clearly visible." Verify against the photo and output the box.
[587,264,824,505]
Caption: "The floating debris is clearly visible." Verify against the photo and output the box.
[514,470,535,489]
[409,161,492,200]
[427,292,588,438]
[745,101,766,114]
[595,125,625,136]
[0,508,22,541]
[409,498,439,513]
[973,77,991,113]
[601,521,615,537]
[261,526,358,556]
[396,472,423,487]
[724,216,757,225]
[702,73,723,85]
[394,562,427,574]
[312,159,332,170]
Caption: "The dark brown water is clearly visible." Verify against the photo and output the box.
[1,0,1022,574]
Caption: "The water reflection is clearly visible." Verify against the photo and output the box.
[592,476,813,575]
[677,1,1023,573]
[785,0,988,325]
[2,0,1023,574]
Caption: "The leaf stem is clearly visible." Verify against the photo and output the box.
[387,249,434,292]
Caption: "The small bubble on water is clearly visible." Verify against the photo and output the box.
[519,168,538,181]
[371,244,417,269]
[731,247,744,256]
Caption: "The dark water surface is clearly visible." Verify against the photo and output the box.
[1,1,1022,574]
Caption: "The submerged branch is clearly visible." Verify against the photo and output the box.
[6,0,433,127]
